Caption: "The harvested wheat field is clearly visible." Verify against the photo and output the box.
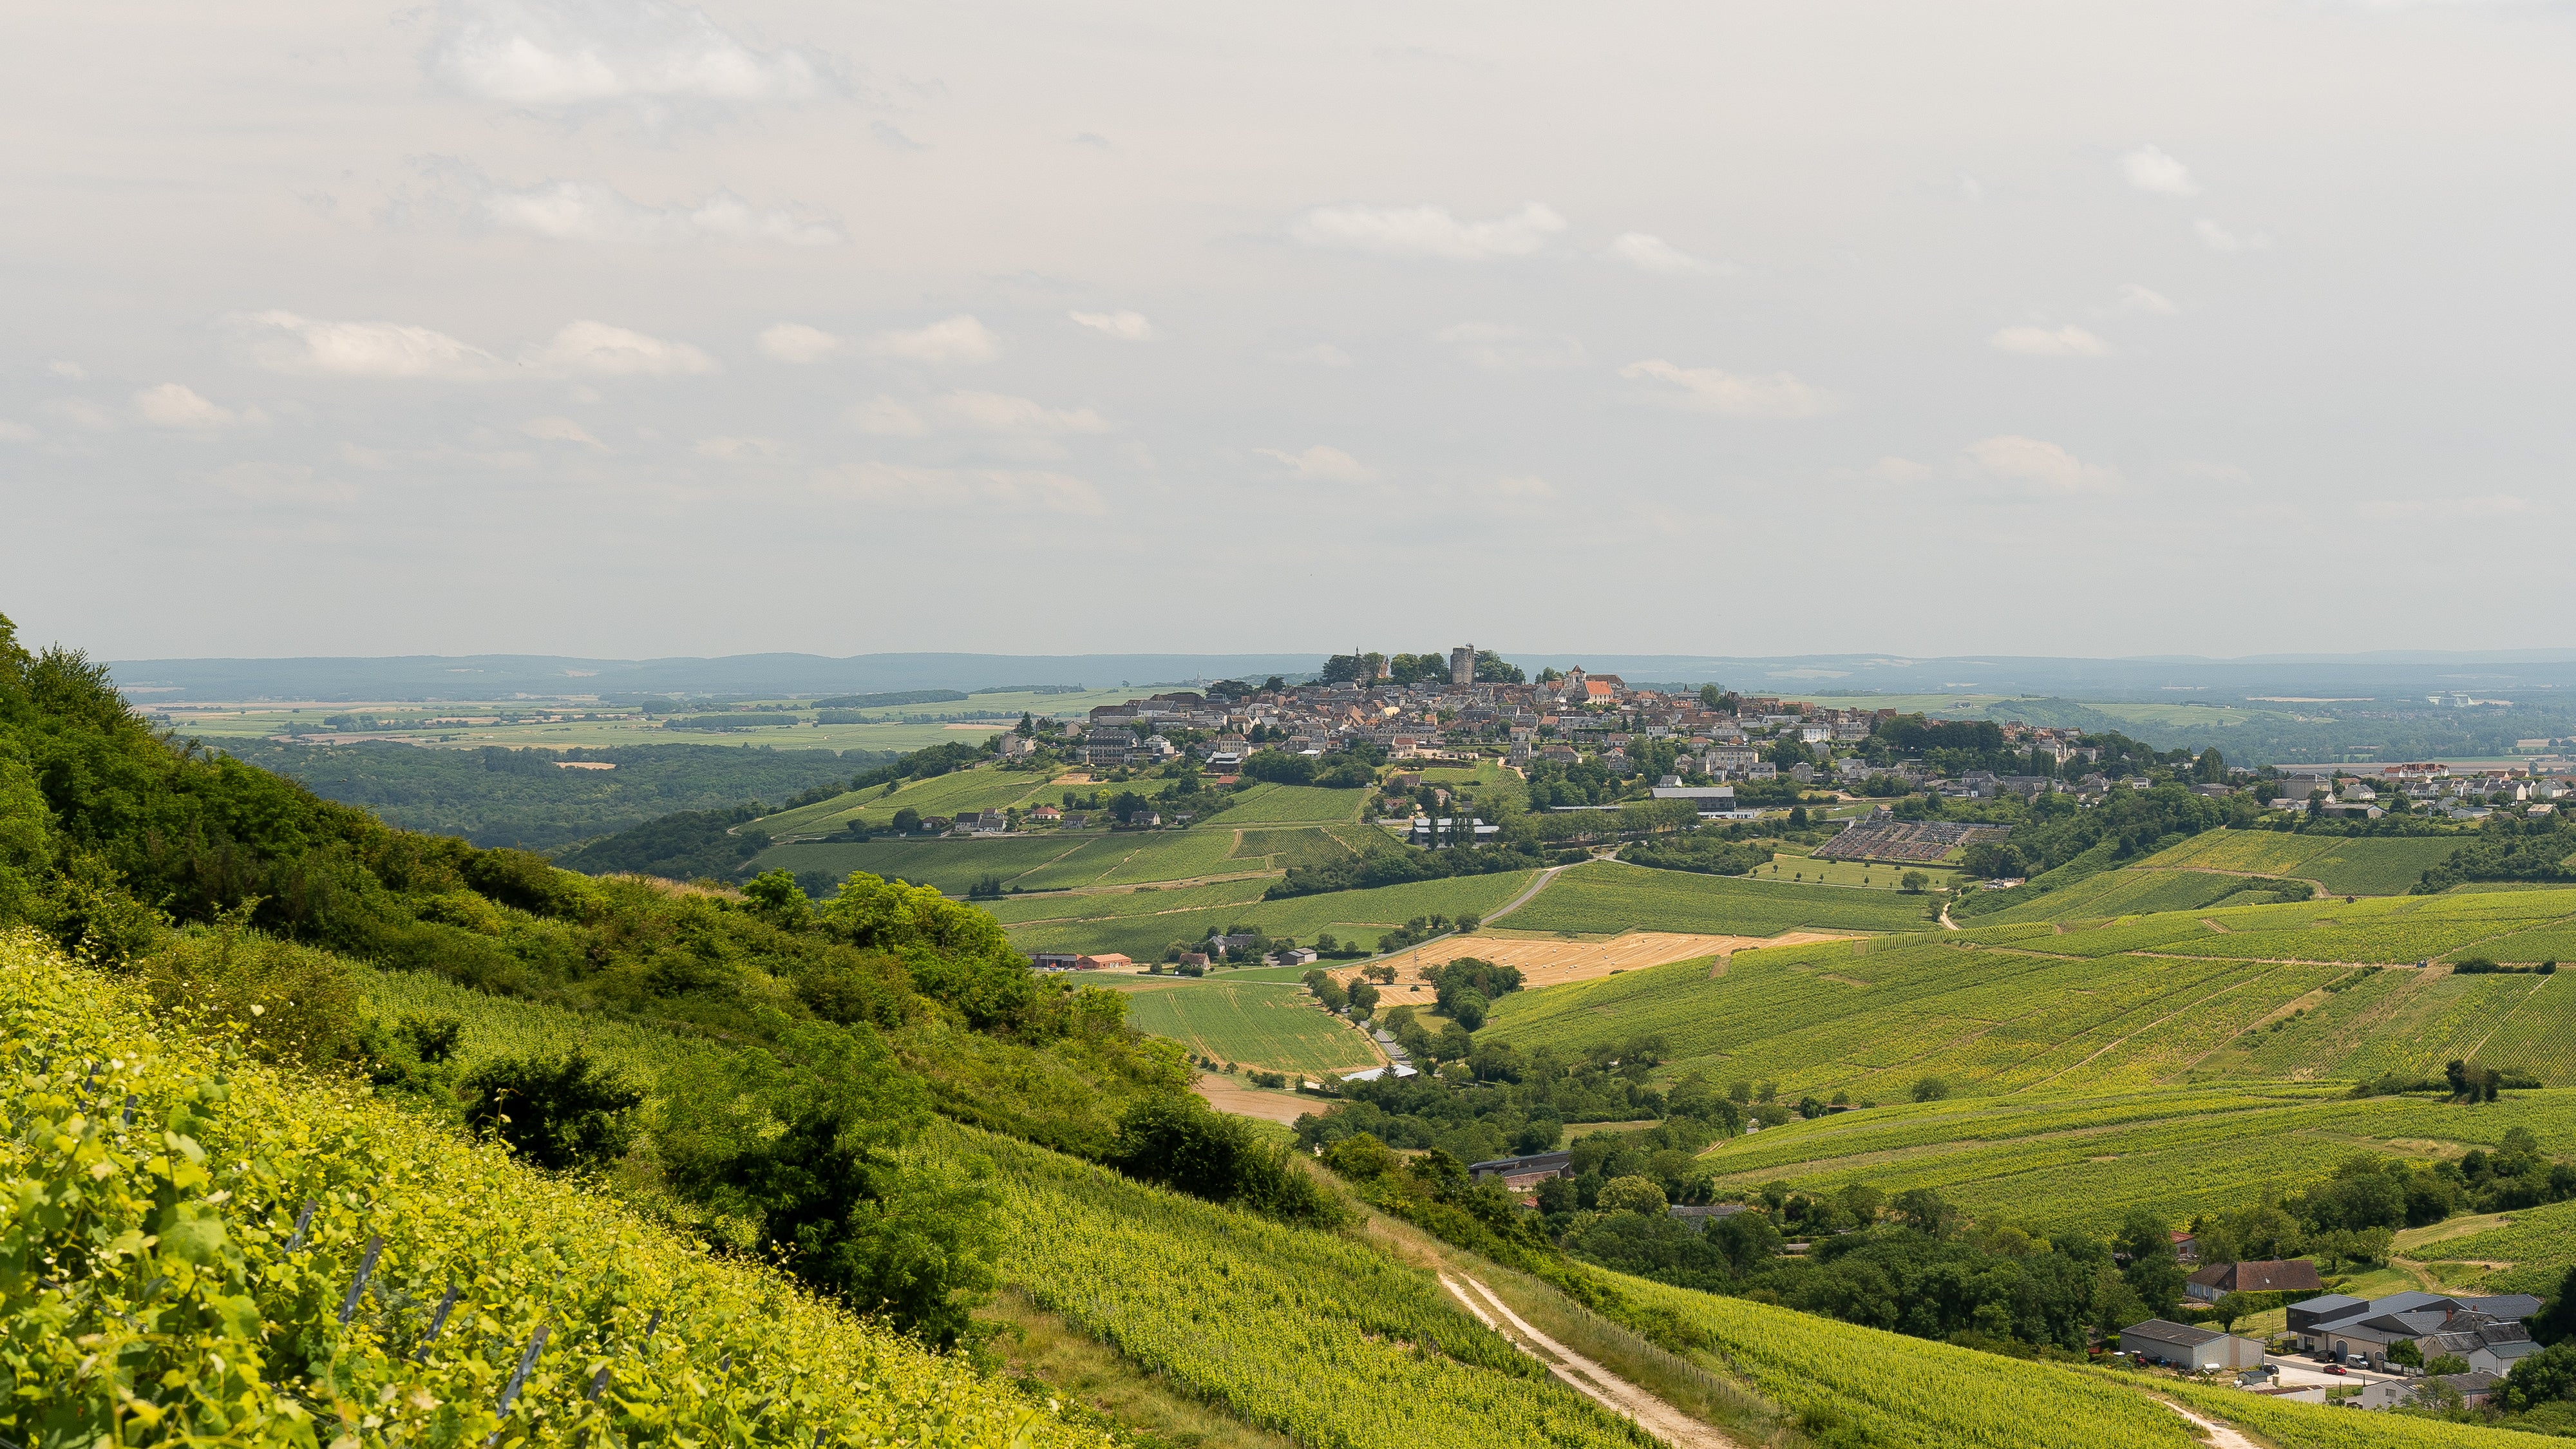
[1332,929,1854,1007]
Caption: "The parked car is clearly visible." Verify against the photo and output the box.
[2326,1364,2348,1376]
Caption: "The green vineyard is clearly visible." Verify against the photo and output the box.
[1502,860,1942,937]
[974,1126,1649,1449]
[1117,979,1382,1075]
[1,931,1097,1449]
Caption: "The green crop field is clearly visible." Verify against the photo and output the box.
[2130,829,2467,895]
[1224,782,1372,824]
[358,963,732,1087]
[974,1126,1644,1449]
[981,877,1277,926]
[1117,980,1381,1074]
[1235,826,1368,873]
[1685,1083,2576,1233]
[757,764,1066,835]
[1983,867,2295,923]
[1003,871,1539,961]
[1484,910,2576,1102]
[1504,862,1940,938]
[2407,1196,2576,1295]
[1750,850,1968,891]
[754,835,1094,894]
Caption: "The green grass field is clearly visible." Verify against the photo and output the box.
[757,764,1068,835]
[1003,871,1539,961]
[1684,1083,2576,1233]
[1117,980,1381,1074]
[1504,861,1940,937]
[2130,829,2468,895]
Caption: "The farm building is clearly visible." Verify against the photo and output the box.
[2287,1291,2545,1372]
[1466,1150,1573,1192]
[2117,1320,2268,1372]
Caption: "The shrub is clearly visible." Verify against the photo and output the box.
[133,914,370,1068]
[460,1048,644,1171]
[1911,1075,1951,1103]
[1598,1174,1669,1215]
[1110,1096,1349,1228]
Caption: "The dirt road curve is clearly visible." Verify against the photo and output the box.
[1189,1075,1316,1124]
[1440,1273,1736,1449]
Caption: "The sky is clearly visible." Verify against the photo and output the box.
[7,0,2576,662]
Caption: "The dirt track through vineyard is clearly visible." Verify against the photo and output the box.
[1334,929,1852,1008]
[1439,1273,1738,1449]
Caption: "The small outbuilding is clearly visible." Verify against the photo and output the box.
[2119,1319,2269,1371]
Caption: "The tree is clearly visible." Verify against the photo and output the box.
[461,1049,643,1171]
[1899,870,1929,894]
[2387,1338,2423,1367]
[2502,1340,2576,1411]
[2195,748,2227,784]
[2212,1291,2256,1333]
[1889,1187,1958,1237]
[1447,986,1490,1031]
[1598,1175,1669,1215]
[1911,1075,1950,1103]
[2423,1353,2471,1376]
[1473,650,1525,684]
[891,806,922,834]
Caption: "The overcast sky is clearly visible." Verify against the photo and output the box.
[7,1,2575,661]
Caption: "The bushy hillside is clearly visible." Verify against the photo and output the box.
[0,929,1100,1449]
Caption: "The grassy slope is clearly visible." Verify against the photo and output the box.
[2130,829,2467,895]
[1504,860,1941,937]
[1002,871,1539,960]
[2403,1195,2576,1295]
[757,765,1066,835]
[1223,782,1372,823]
[6,933,1103,1449]
[1117,979,1381,1074]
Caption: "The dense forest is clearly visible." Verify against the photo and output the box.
[216,738,889,849]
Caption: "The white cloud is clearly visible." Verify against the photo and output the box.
[1618,359,1840,418]
[1604,232,1726,276]
[478,178,843,245]
[526,320,715,375]
[0,421,37,442]
[2114,283,2176,316]
[2197,218,2273,252]
[695,435,791,459]
[1492,473,1554,499]
[425,0,832,111]
[1291,201,1564,260]
[867,314,998,363]
[2122,144,2199,197]
[849,396,926,435]
[1988,324,2111,357]
[522,415,603,446]
[237,310,509,380]
[1964,435,2116,491]
[135,383,258,428]
[46,360,85,380]
[1068,310,1154,341]
[1868,457,1932,482]
[1279,342,1354,367]
[815,460,1101,513]
[759,322,843,363]
[1435,323,1586,371]
[934,391,1110,434]
[1256,444,1372,480]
